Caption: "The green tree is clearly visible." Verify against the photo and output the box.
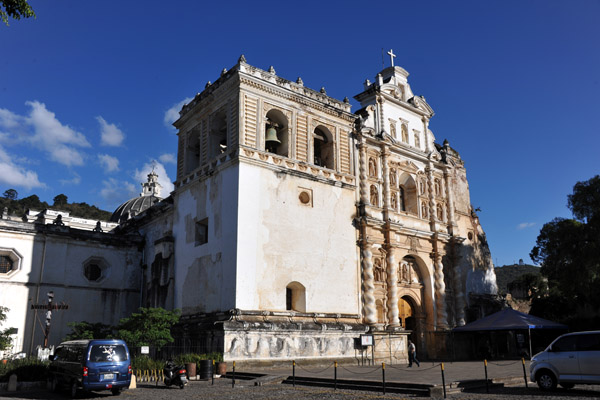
[1,0,35,26]
[117,308,180,351]
[64,321,114,341]
[530,175,600,326]
[0,306,14,351]
[53,194,68,207]
[2,189,17,200]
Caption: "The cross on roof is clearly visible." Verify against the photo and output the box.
[387,49,397,67]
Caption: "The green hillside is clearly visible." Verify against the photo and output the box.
[495,263,541,294]
[1,190,112,221]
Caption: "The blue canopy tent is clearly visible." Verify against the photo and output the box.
[453,308,568,358]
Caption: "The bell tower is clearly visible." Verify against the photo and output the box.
[170,56,364,363]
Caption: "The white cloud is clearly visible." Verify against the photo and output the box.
[25,101,90,166]
[59,173,81,186]
[0,145,44,189]
[134,161,174,196]
[98,154,120,172]
[97,116,125,146]
[517,222,536,230]
[164,97,192,131]
[100,178,137,206]
[158,153,176,164]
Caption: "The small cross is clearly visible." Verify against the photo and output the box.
[31,291,69,348]
[387,49,396,67]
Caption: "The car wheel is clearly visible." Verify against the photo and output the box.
[537,370,557,390]
[560,383,575,389]
[70,381,78,398]
[179,382,185,389]
[111,387,121,396]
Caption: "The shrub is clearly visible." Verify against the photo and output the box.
[0,357,48,382]
[131,355,162,371]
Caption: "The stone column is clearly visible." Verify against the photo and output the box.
[443,169,456,234]
[422,117,431,153]
[362,245,377,325]
[385,250,400,327]
[453,260,466,326]
[426,164,437,230]
[432,251,448,329]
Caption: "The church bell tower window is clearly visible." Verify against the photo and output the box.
[313,126,334,169]
[264,109,289,157]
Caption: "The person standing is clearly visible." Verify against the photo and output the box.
[408,340,420,367]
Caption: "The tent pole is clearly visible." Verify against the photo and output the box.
[528,327,532,360]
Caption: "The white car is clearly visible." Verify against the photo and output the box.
[530,331,600,390]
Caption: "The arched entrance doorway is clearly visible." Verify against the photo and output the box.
[399,296,418,343]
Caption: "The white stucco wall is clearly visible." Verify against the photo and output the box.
[236,161,359,314]
[0,224,142,355]
[172,164,240,315]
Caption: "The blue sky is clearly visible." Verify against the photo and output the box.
[1,0,599,266]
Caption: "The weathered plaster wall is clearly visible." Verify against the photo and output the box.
[172,165,239,315]
[236,161,359,314]
[0,223,142,355]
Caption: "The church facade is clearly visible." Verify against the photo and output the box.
[0,55,496,363]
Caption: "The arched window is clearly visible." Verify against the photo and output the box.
[286,282,306,312]
[265,109,289,157]
[184,129,200,175]
[209,109,228,158]
[398,173,418,214]
[370,185,379,207]
[313,126,334,169]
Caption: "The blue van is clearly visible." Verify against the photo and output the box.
[49,339,131,397]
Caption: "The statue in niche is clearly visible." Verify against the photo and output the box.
[421,201,428,218]
[419,179,426,195]
[391,194,398,210]
[368,158,377,177]
[436,203,444,221]
[414,132,420,148]
[390,168,397,186]
[374,258,384,282]
[370,185,379,207]
[434,179,441,197]
[401,124,409,143]
[400,262,408,282]
[390,122,396,138]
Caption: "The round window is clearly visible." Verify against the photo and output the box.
[0,255,13,274]
[84,263,102,281]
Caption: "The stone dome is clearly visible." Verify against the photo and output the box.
[110,170,164,223]
[110,195,161,223]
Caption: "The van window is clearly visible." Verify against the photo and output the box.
[89,344,128,362]
[577,334,600,351]
[552,335,577,352]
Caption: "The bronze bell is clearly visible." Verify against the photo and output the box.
[265,125,281,144]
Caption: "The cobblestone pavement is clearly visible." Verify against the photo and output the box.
[1,379,600,400]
